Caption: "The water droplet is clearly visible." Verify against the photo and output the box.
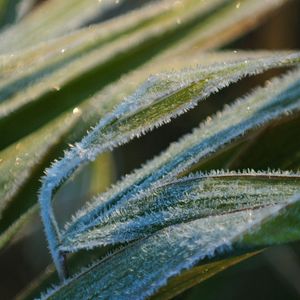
[15,157,21,166]
[61,48,65,53]
[233,50,238,54]
[72,107,81,115]
[236,2,241,8]
[53,85,60,91]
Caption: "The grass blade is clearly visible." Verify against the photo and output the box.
[64,63,300,245]
[40,192,300,300]
[39,53,300,279]
[61,171,300,252]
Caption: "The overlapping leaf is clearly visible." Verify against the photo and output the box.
[61,58,300,240]
[0,0,299,299]
[0,0,288,149]
[61,171,300,252]
[39,56,300,279]
[0,0,291,249]
[41,190,300,300]
[1,0,245,248]
[33,64,300,296]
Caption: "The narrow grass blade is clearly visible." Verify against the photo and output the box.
[0,0,127,52]
[65,64,300,243]
[40,192,300,300]
[39,54,300,278]
[61,171,300,252]
[0,0,288,149]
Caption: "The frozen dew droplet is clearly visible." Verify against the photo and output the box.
[15,157,21,166]
[53,85,60,91]
[60,48,65,54]
[72,107,82,115]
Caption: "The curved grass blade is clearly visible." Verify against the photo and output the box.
[60,171,300,252]
[0,0,288,149]
[40,192,300,300]
[38,53,300,279]
[0,47,206,249]
[65,64,300,246]
[0,0,231,149]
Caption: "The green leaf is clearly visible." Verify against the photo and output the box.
[0,107,116,249]
[62,63,300,246]
[0,0,288,149]
[40,190,300,300]
[0,0,127,52]
[61,171,300,252]
[36,64,300,295]
[39,55,300,279]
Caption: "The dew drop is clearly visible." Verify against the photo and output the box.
[53,85,60,91]
[72,107,81,115]
[15,157,21,166]
[236,2,240,8]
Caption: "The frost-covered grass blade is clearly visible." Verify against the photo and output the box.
[0,0,288,149]
[40,192,300,300]
[63,65,300,243]
[39,55,300,280]
[61,171,300,252]
[0,51,256,248]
